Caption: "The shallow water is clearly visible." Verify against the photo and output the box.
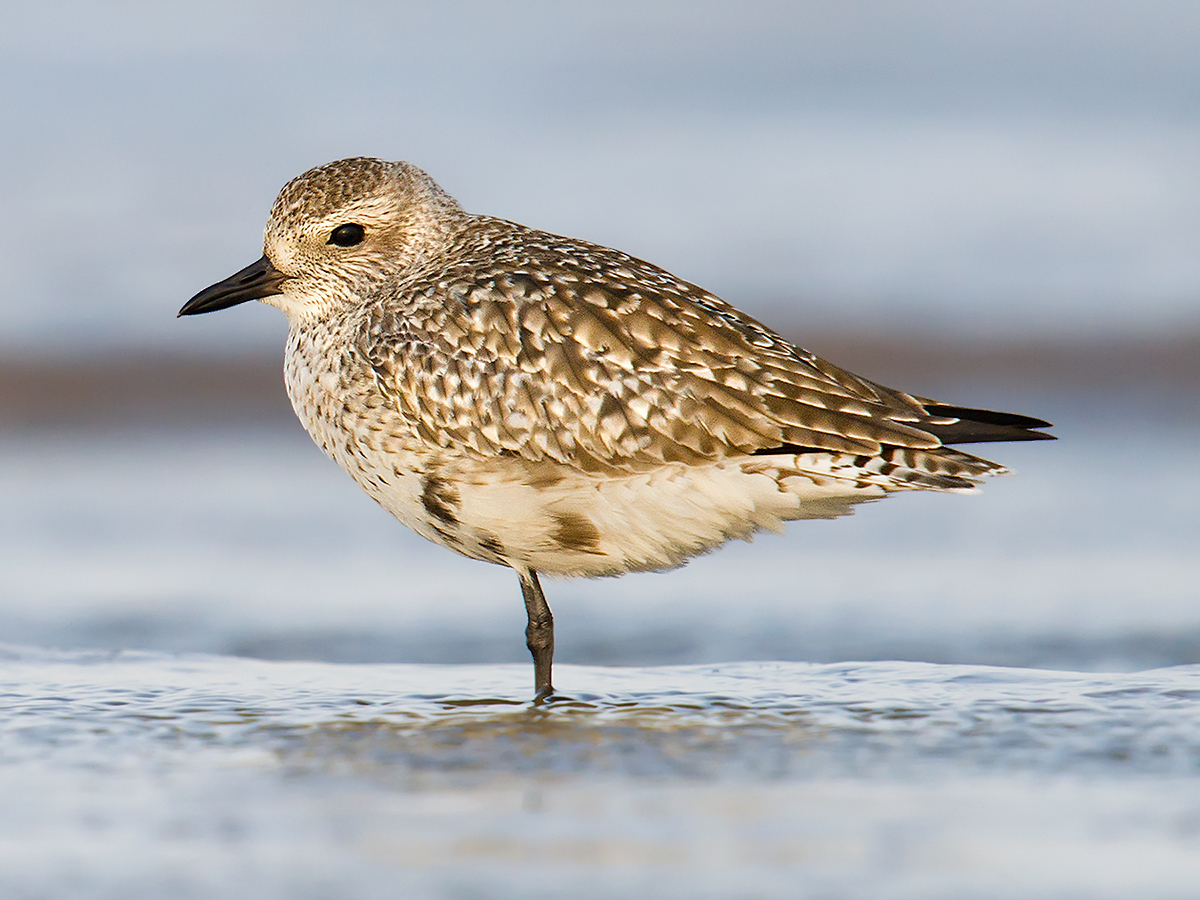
[2,402,1199,895]
[2,399,1198,671]
[3,647,1200,899]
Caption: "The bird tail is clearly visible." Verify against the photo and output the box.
[915,403,1055,445]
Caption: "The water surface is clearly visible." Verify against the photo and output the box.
[3,647,1199,899]
[2,402,1198,896]
[2,403,1197,671]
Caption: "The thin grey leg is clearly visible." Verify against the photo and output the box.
[519,569,554,701]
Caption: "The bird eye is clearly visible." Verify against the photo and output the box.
[328,224,365,247]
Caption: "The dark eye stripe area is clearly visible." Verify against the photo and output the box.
[329,223,365,247]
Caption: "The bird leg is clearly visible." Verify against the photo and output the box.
[519,569,554,701]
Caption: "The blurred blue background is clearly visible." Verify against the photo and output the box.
[1,1,1197,669]
[2,0,1198,353]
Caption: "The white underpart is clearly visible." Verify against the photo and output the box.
[317,430,889,578]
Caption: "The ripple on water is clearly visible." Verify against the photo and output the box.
[3,646,1200,899]
[2,645,1199,780]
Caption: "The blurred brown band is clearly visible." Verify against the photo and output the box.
[0,334,1196,431]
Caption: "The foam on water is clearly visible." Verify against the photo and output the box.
[2,647,1199,899]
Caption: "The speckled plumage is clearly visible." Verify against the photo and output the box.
[181,157,1053,697]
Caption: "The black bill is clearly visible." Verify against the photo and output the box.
[178,255,288,317]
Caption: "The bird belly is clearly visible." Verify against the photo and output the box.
[351,454,885,578]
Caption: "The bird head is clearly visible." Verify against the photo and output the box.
[178,157,465,323]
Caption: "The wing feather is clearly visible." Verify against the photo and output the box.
[361,219,1049,470]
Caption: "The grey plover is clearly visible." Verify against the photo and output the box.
[180,157,1053,699]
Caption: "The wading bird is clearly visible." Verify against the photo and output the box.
[181,158,1053,700]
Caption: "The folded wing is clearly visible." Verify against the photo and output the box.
[363,221,1054,471]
